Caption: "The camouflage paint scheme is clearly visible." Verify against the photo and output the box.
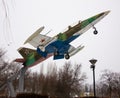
[15,47,52,67]
[15,11,109,67]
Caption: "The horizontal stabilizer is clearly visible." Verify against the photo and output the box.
[14,58,25,63]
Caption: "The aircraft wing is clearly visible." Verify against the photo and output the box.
[68,45,84,57]
[24,26,53,48]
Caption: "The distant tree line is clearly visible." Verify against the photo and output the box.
[23,62,87,98]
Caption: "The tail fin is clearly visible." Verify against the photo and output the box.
[18,47,37,59]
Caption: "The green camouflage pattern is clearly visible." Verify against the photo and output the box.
[57,12,104,41]
[18,11,109,67]
[18,47,41,66]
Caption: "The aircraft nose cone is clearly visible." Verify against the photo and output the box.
[104,10,110,15]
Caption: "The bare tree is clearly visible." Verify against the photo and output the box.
[0,50,8,95]
[36,63,58,96]
[111,72,120,98]
[96,70,120,98]
[56,62,86,98]
[0,49,21,95]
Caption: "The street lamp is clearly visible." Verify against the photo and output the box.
[89,58,97,98]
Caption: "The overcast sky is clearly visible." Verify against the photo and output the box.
[0,0,120,83]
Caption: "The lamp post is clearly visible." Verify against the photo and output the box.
[89,58,97,98]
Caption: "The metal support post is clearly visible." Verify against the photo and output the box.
[18,67,27,93]
[7,79,16,97]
